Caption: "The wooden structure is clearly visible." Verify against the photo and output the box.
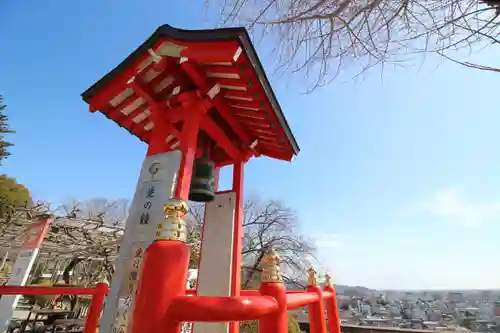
[81,25,299,163]
[79,23,339,333]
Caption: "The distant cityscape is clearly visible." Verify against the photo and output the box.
[292,284,500,332]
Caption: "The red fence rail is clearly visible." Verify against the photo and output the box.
[129,242,342,333]
[0,283,108,333]
[162,284,341,333]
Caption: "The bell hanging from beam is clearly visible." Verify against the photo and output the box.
[188,155,216,203]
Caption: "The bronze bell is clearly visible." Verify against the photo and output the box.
[188,156,216,202]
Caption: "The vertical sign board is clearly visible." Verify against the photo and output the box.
[99,150,181,333]
[186,269,198,289]
[0,216,52,332]
[194,192,236,333]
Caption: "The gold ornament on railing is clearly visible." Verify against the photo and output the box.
[261,248,283,283]
[324,273,333,289]
[307,267,317,286]
[155,198,188,242]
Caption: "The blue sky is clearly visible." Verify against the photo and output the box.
[2,0,500,290]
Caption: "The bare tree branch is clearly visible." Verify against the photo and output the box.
[0,198,127,292]
[187,204,204,268]
[56,198,130,226]
[438,50,500,72]
[3,196,314,295]
[207,0,500,89]
[188,197,315,288]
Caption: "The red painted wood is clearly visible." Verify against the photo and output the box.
[229,162,244,333]
[0,285,106,296]
[87,37,294,161]
[205,65,242,78]
[259,282,288,333]
[324,285,342,333]
[83,283,108,333]
[167,295,278,321]
[180,41,241,63]
[307,285,327,333]
[286,293,320,309]
[201,116,244,162]
[173,103,206,199]
[86,39,168,110]
[131,241,189,333]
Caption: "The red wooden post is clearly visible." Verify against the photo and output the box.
[229,161,244,333]
[131,99,203,333]
[131,200,190,333]
[173,104,206,199]
[258,249,288,333]
[83,283,109,333]
[324,274,341,333]
[306,269,327,333]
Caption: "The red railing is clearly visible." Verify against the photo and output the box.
[131,240,342,333]
[0,283,108,333]
[158,284,340,333]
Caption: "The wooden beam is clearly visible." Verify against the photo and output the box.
[86,51,171,111]
[127,75,184,141]
[180,41,242,63]
[201,116,244,162]
[180,60,251,147]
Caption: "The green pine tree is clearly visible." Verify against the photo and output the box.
[0,95,14,165]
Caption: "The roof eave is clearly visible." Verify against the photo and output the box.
[81,24,299,157]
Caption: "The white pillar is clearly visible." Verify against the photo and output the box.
[0,252,9,273]
[193,192,236,333]
[0,216,52,332]
[99,150,181,333]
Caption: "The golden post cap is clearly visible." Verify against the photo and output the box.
[261,248,283,283]
[307,267,317,286]
[324,272,333,288]
[164,198,188,216]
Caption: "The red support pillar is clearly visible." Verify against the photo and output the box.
[324,274,341,333]
[229,161,244,333]
[146,103,170,157]
[175,103,206,199]
[306,269,327,333]
[258,250,288,333]
[131,102,204,333]
[131,200,190,333]
[83,283,108,333]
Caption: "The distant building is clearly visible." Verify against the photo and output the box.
[448,292,465,303]
[338,295,352,310]
[456,306,479,320]
[493,300,500,325]
[426,310,442,322]
[357,300,372,315]
[493,301,500,317]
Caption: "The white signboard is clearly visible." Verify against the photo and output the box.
[99,150,181,333]
[193,192,236,333]
[187,269,198,289]
[0,216,51,333]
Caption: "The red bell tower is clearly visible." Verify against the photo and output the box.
[81,25,312,333]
